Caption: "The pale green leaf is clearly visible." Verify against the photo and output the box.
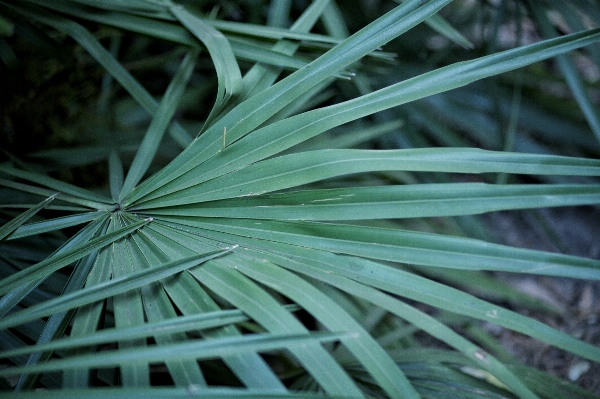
[157,217,600,280]
[133,149,600,207]
[144,183,600,220]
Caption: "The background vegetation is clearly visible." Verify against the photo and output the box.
[1,0,599,398]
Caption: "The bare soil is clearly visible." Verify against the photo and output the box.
[486,206,600,395]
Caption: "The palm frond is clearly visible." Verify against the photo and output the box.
[1,0,599,397]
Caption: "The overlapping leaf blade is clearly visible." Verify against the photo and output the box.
[2,0,600,397]
[142,183,600,220]
[0,194,56,240]
[155,217,600,280]
[123,0,454,205]
[0,217,147,297]
[132,149,600,208]
[126,27,600,207]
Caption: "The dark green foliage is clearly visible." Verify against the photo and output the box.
[1,1,599,397]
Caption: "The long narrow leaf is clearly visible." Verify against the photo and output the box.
[0,249,229,331]
[170,6,242,129]
[133,149,600,207]
[239,256,538,399]
[131,26,600,204]
[0,332,347,378]
[15,246,98,391]
[0,179,107,211]
[0,165,111,205]
[0,216,148,297]
[119,49,199,199]
[109,216,150,387]
[157,217,600,280]
[128,223,288,391]
[259,244,600,364]
[233,257,420,399]
[154,219,600,368]
[236,0,334,102]
[126,23,600,206]
[143,183,600,220]
[0,308,264,359]
[108,150,124,202]
[61,228,115,388]
[5,212,104,240]
[0,216,107,320]
[0,193,56,240]
[159,222,600,368]
[193,261,364,397]
[123,0,453,205]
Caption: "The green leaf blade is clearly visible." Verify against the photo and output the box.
[0,215,146,297]
[119,49,199,200]
[144,183,600,220]
[0,193,56,241]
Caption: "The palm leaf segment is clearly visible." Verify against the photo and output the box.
[1,0,600,397]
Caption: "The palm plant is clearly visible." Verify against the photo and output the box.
[1,0,599,398]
